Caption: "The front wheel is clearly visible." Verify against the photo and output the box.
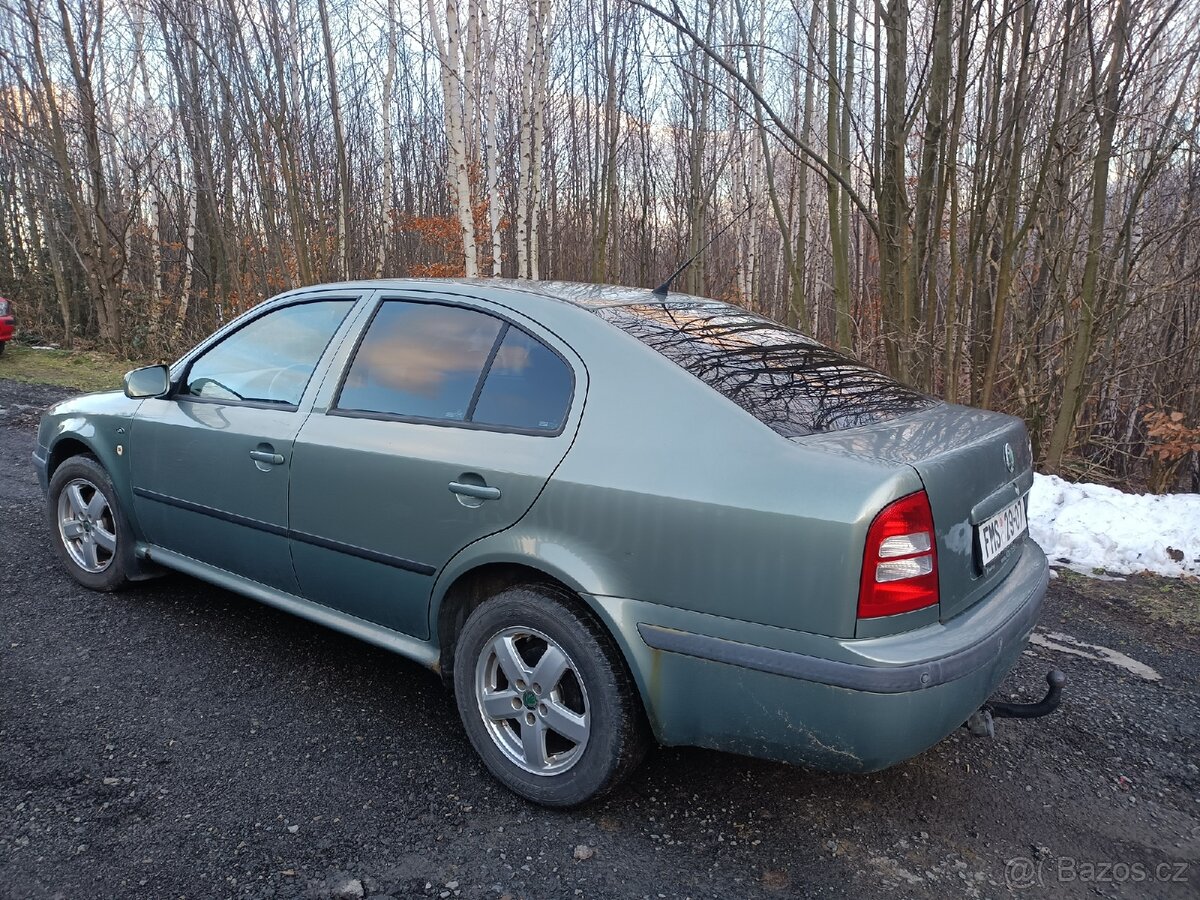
[47,455,130,591]
[453,585,648,807]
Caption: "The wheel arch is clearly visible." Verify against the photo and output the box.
[46,435,95,477]
[431,552,653,729]
[433,556,661,752]
[45,430,127,507]
[44,427,161,581]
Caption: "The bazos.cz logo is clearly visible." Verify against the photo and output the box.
[1005,855,1190,889]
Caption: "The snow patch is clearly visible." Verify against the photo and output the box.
[1028,473,1199,579]
[1029,630,1162,682]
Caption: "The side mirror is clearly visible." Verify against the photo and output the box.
[123,364,171,399]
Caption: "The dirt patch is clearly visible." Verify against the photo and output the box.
[3,376,1197,899]
[1053,567,1200,633]
[0,378,78,429]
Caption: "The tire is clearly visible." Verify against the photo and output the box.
[47,455,130,592]
[453,584,649,807]
[0,341,6,356]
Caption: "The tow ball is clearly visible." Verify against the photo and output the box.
[964,669,1066,739]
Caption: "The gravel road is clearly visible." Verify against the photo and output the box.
[1,378,1197,900]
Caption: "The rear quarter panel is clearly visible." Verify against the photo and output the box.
[435,293,922,639]
[805,403,1035,622]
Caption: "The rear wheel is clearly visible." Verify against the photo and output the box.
[47,455,129,591]
[453,585,648,807]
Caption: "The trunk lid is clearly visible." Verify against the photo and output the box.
[797,402,1034,622]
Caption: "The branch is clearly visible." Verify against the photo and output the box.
[625,0,880,237]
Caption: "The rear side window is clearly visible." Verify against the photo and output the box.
[471,327,573,432]
[594,300,935,437]
[337,302,501,421]
[336,300,573,433]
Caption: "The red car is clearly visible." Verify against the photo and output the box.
[0,296,13,354]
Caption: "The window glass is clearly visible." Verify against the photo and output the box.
[594,300,936,437]
[337,302,502,421]
[471,327,573,432]
[184,300,352,406]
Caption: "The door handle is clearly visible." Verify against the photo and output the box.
[249,449,285,465]
[448,481,501,501]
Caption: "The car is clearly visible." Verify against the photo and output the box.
[35,278,1051,807]
[0,296,13,354]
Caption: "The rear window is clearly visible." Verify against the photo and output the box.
[593,301,936,437]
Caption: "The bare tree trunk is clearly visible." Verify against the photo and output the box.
[515,0,536,277]
[480,0,502,275]
[318,0,350,279]
[174,189,197,342]
[907,0,951,389]
[428,0,479,276]
[789,0,819,331]
[528,0,550,279]
[592,0,625,282]
[826,0,851,349]
[1046,0,1130,469]
[378,0,398,277]
[877,0,910,377]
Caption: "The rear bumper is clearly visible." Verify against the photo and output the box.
[592,537,1050,772]
[0,315,13,342]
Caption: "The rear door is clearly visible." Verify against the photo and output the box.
[288,293,584,638]
[129,295,359,592]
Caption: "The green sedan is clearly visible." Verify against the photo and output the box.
[35,279,1050,807]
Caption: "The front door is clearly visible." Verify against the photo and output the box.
[130,297,358,593]
[288,296,583,637]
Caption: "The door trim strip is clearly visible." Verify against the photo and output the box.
[133,487,436,576]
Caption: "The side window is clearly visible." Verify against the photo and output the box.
[183,300,353,406]
[471,327,573,432]
[335,299,574,433]
[336,302,502,421]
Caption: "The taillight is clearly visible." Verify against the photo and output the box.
[858,491,939,619]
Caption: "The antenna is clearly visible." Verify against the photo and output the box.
[652,204,753,297]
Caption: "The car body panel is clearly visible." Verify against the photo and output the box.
[126,292,367,593]
[290,417,580,638]
[145,544,441,669]
[287,289,589,638]
[35,390,140,503]
[589,538,1048,766]
[34,277,1051,775]
[803,403,1036,623]
[429,288,923,638]
[129,401,308,592]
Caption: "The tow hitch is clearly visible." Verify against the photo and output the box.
[964,669,1065,738]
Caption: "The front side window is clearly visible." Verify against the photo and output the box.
[183,300,353,406]
[335,300,573,433]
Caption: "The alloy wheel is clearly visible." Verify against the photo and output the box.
[57,477,117,574]
[474,626,591,776]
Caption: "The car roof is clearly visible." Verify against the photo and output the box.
[287,278,724,312]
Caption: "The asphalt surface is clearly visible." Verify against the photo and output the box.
[1,377,1197,900]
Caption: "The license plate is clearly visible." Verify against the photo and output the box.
[978,496,1028,566]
